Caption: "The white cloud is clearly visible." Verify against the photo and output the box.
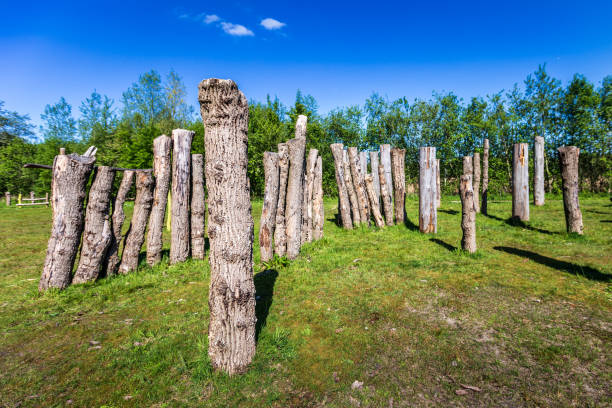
[221,22,254,36]
[204,14,220,24]
[260,18,286,30]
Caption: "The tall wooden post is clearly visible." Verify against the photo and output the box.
[459,175,477,253]
[105,170,134,276]
[274,143,290,255]
[391,148,406,225]
[534,136,545,206]
[378,163,394,225]
[191,153,206,260]
[312,155,324,240]
[482,139,489,215]
[260,152,279,262]
[558,146,583,234]
[463,156,473,184]
[199,78,256,375]
[419,147,437,233]
[370,151,381,204]
[285,115,307,260]
[380,144,393,199]
[365,175,385,228]
[5,192,10,206]
[348,147,369,224]
[436,159,441,208]
[512,143,529,221]
[301,149,318,244]
[330,143,352,229]
[147,134,172,266]
[343,150,360,225]
[170,129,194,264]
[473,152,481,213]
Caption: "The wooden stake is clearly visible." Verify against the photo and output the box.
[558,146,583,234]
[370,151,381,206]
[147,134,172,266]
[260,152,279,262]
[285,116,307,260]
[482,139,489,215]
[348,147,369,224]
[105,170,134,276]
[170,129,194,264]
[343,149,361,225]
[459,175,476,253]
[473,152,481,213]
[512,143,529,221]
[380,144,393,199]
[436,158,441,208]
[391,148,406,225]
[330,143,353,229]
[419,147,437,233]
[534,136,545,206]
[274,143,289,256]
[312,155,324,240]
[301,148,318,244]
[191,153,206,259]
[378,163,394,225]
[365,174,385,228]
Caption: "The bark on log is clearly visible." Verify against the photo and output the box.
[370,151,381,205]
[73,166,114,284]
[199,78,256,375]
[512,143,529,221]
[459,175,477,253]
[191,153,206,259]
[365,174,385,228]
[391,148,406,225]
[118,172,154,274]
[343,150,360,225]
[558,146,583,234]
[105,170,134,276]
[170,129,194,264]
[146,134,172,266]
[380,144,393,199]
[473,152,481,213]
[419,147,437,233]
[39,152,96,291]
[534,136,545,206]
[274,143,289,256]
[312,155,324,240]
[378,163,394,226]
[348,147,369,224]
[259,152,279,262]
[285,133,306,260]
[330,143,352,229]
[482,139,489,215]
[301,149,318,244]
[436,158,441,208]
[360,151,371,219]
[463,156,473,178]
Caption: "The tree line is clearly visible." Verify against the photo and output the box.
[1,65,610,197]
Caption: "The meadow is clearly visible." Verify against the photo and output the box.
[0,195,610,407]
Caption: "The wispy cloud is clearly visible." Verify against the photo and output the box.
[177,11,256,37]
[221,22,254,36]
[204,14,220,24]
[260,18,286,30]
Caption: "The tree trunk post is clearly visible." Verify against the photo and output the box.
[419,147,437,233]
[391,148,406,225]
[380,144,393,199]
[330,143,352,229]
[312,155,324,240]
[436,158,441,208]
[39,151,96,291]
[512,143,529,221]
[191,153,206,260]
[30,191,34,200]
[301,148,318,244]
[118,172,154,274]
[260,152,279,262]
[473,152,481,213]
[558,146,583,234]
[5,192,10,206]
[482,139,489,215]
[365,175,385,228]
[370,151,381,206]
[463,156,473,183]
[105,170,134,276]
[274,143,290,255]
[170,129,194,264]
[360,151,371,219]
[73,166,115,284]
[459,175,477,253]
[534,136,545,206]
[343,149,360,225]
[146,134,172,266]
[199,78,256,375]
[285,116,307,260]
[378,163,394,225]
[348,147,369,224]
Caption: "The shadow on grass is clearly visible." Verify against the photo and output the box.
[404,216,419,231]
[254,269,279,342]
[601,220,612,223]
[439,209,459,215]
[493,246,611,282]
[429,238,457,252]
[484,212,555,235]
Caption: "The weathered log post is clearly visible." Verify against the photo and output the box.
[365,175,385,228]
[170,129,194,264]
[360,151,371,219]
[378,163,394,225]
[482,139,489,215]
[285,115,307,260]
[30,191,34,200]
[274,143,289,255]
[105,170,134,276]
[39,150,96,291]
[380,144,393,199]
[391,148,406,225]
[191,153,206,260]
[260,152,279,262]
[118,172,154,274]
[146,135,172,266]
[312,155,324,240]
[463,156,473,186]
[301,149,318,244]
[343,150,360,225]
[436,158,441,208]
[473,152,481,213]
[512,143,529,221]
[558,146,583,234]
[73,166,115,284]
[370,151,381,204]
[348,147,369,224]
[419,147,437,233]
[534,136,545,206]
[459,175,477,253]
[199,78,256,375]
[5,192,10,206]
[330,143,352,229]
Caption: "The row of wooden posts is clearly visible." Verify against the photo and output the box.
[4,191,49,207]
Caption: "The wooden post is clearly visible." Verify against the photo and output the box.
[459,175,476,253]
[260,152,279,262]
[534,136,545,206]
[39,150,96,291]
[312,155,324,240]
[274,143,289,256]
[166,191,171,231]
[512,143,529,221]
[343,150,360,225]
[146,134,172,266]
[391,148,406,225]
[463,156,473,182]
[370,151,381,205]
[5,192,10,206]
[170,129,194,264]
[436,158,441,208]
[473,152,481,213]
[558,146,583,234]
[30,191,34,200]
[285,115,307,260]
[380,144,393,199]
[419,147,437,233]
[482,139,489,215]
[348,147,369,224]
[73,166,115,284]
[191,153,206,259]
[199,78,256,375]
[45,192,49,206]
[301,149,318,244]
[378,163,394,226]
[330,143,353,229]
[365,175,385,228]
[360,151,371,219]
[118,172,154,274]
[105,170,134,276]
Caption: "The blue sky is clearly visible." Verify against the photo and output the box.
[1,0,611,132]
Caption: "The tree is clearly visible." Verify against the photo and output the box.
[0,100,34,146]
[561,74,601,151]
[78,91,116,142]
[122,70,166,124]
[40,97,77,141]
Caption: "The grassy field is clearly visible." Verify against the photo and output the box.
[0,195,610,407]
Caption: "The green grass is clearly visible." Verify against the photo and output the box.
[0,196,611,407]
